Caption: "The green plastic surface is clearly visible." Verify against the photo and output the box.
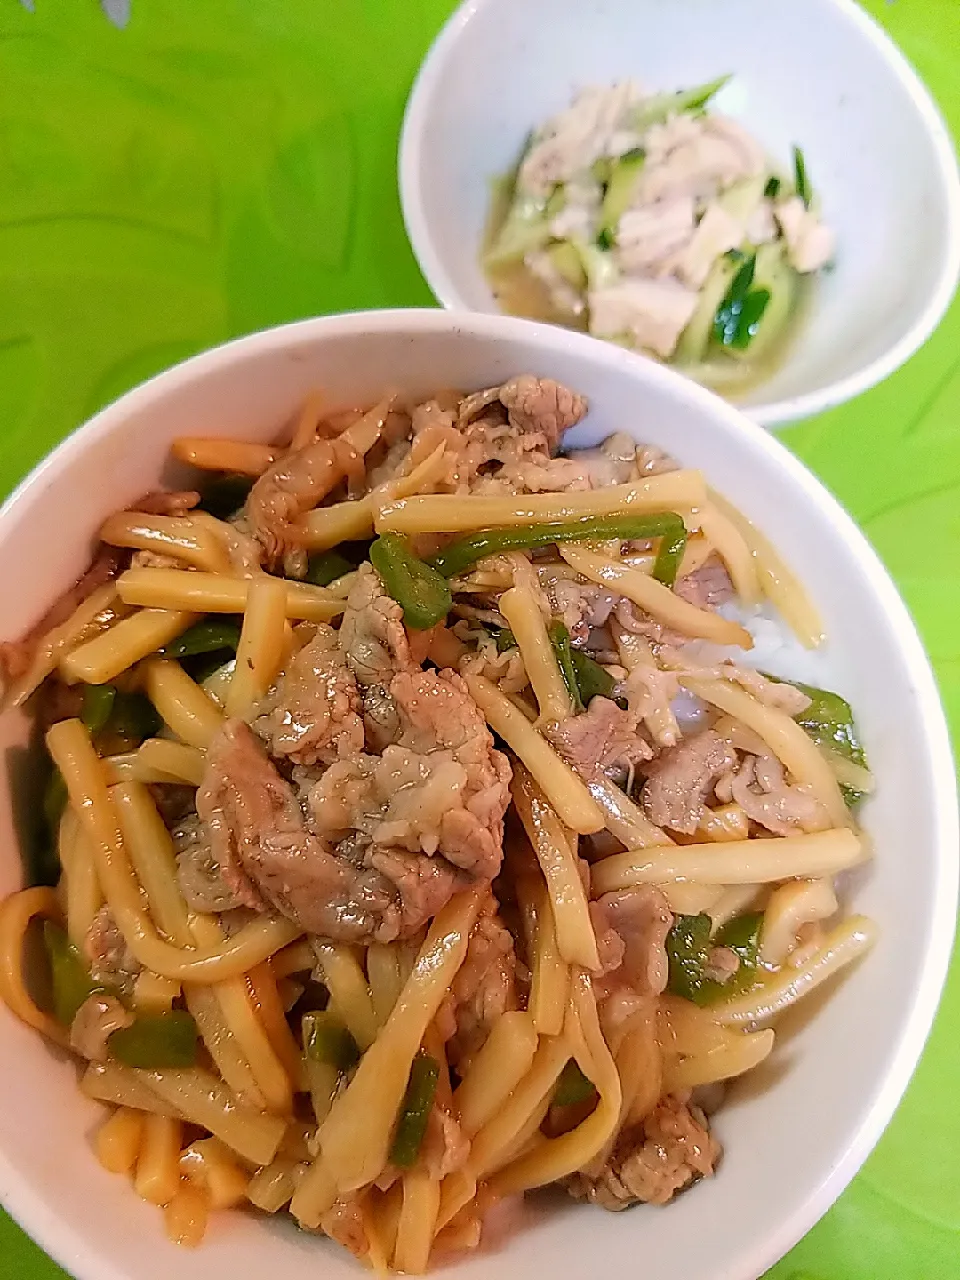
[0,1,957,1277]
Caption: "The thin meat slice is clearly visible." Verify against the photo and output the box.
[496,375,588,451]
[338,564,415,688]
[641,728,735,834]
[173,812,241,913]
[436,893,518,1067]
[245,438,342,563]
[674,556,735,609]
[253,624,364,766]
[307,668,511,881]
[135,490,201,516]
[567,1096,720,1208]
[0,545,126,685]
[198,721,400,940]
[547,696,653,779]
[727,753,830,836]
[84,906,142,995]
[591,885,674,1004]
[70,993,134,1062]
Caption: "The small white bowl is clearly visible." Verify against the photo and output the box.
[400,0,960,426]
[0,310,956,1280]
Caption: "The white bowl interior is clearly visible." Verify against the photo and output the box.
[0,311,955,1280]
[400,0,960,424]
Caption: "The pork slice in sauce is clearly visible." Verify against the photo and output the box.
[641,728,735,834]
[567,1095,720,1208]
[254,624,364,767]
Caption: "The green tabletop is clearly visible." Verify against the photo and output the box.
[0,1,957,1277]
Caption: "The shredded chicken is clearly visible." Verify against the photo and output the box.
[567,1095,720,1208]
[69,993,134,1062]
[254,624,364,766]
[775,195,836,274]
[84,906,142,994]
[642,728,736,834]
[589,277,699,358]
[548,697,653,779]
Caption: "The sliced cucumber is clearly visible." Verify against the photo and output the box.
[629,75,731,132]
[674,253,740,365]
[547,240,587,290]
[598,149,646,242]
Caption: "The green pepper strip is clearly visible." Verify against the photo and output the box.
[548,622,583,714]
[370,534,452,631]
[666,912,764,1007]
[197,475,254,520]
[44,921,105,1026]
[570,650,618,706]
[792,681,866,767]
[162,618,243,659]
[495,627,517,653]
[430,513,688,587]
[305,550,354,588]
[553,1060,597,1108]
[302,1010,361,1073]
[109,1011,199,1068]
[390,1051,440,1168]
[81,684,117,734]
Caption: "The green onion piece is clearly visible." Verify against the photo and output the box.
[109,1011,199,1068]
[569,650,618,706]
[430,512,687,587]
[665,913,713,1004]
[553,1060,597,1108]
[390,1051,440,1168]
[81,683,117,735]
[370,534,452,631]
[713,254,772,351]
[162,618,243,659]
[548,621,583,714]
[43,921,104,1026]
[793,145,812,208]
[302,1011,361,1073]
[596,226,615,251]
[495,627,518,653]
[197,475,254,520]
[764,176,782,199]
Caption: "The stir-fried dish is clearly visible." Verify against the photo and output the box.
[485,79,835,395]
[0,378,875,1271]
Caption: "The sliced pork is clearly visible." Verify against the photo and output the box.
[641,728,736,834]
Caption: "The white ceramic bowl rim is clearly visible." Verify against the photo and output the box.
[0,309,956,1280]
[399,0,960,426]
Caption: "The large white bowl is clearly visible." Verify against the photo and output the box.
[0,310,955,1280]
[399,0,960,427]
